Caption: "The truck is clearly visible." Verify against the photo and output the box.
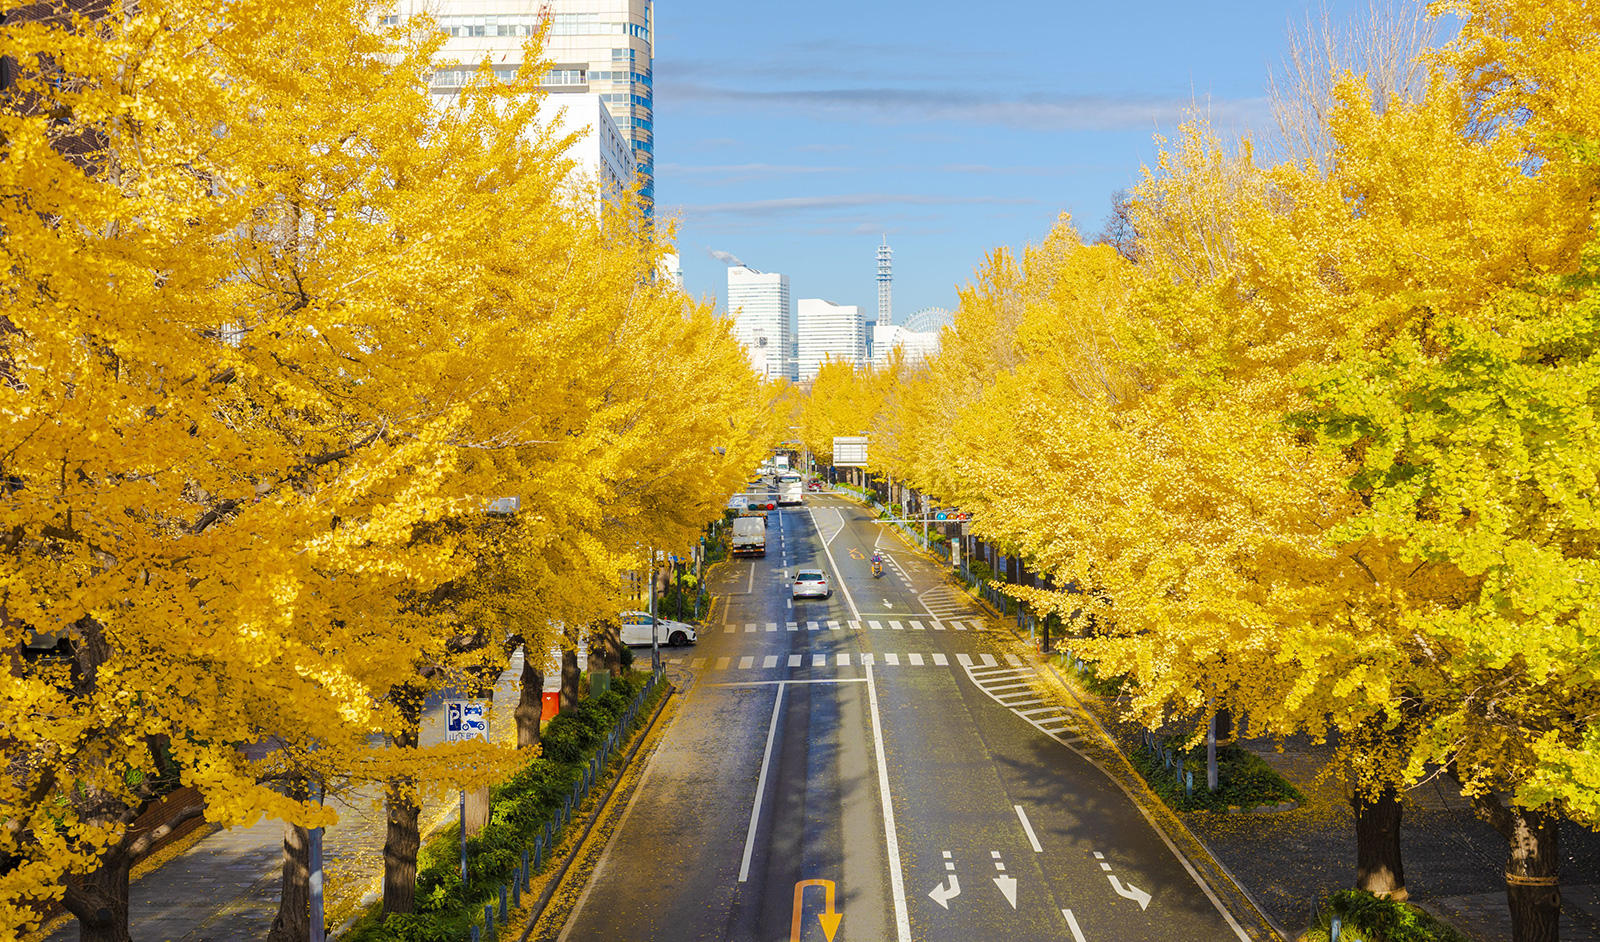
[731,514,766,557]
[777,473,803,507]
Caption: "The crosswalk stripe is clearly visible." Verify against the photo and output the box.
[956,653,973,667]
[807,621,820,631]
[932,621,946,631]
[692,657,706,668]
[908,653,924,666]
[933,653,949,666]
[828,620,841,631]
[766,622,778,631]
[1005,654,1023,667]
[849,620,861,630]
[861,653,875,666]
[715,657,731,670]
[890,620,904,630]
[787,654,802,668]
[1016,706,1059,716]
[1037,718,1074,731]
[813,654,826,667]
[786,622,798,631]
[1005,698,1047,708]
[763,655,779,669]
[744,624,756,633]
[739,656,754,669]
[911,620,926,630]
[884,653,900,666]
[970,666,1029,678]
[724,625,736,634]
[979,654,998,667]
[952,621,967,631]
[868,620,883,630]
[986,681,1033,692]
[668,657,682,664]
[837,652,850,666]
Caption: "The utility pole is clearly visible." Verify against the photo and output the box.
[649,546,660,675]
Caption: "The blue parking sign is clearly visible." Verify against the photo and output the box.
[444,699,488,743]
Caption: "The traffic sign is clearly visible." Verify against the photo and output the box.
[445,700,488,743]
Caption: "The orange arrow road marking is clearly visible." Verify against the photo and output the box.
[791,879,843,942]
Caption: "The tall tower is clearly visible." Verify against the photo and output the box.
[877,236,893,327]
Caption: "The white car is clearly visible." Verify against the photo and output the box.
[792,569,831,600]
[619,611,697,647]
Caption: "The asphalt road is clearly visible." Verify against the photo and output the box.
[559,493,1252,942]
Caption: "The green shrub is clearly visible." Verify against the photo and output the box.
[1131,738,1304,813]
[345,673,665,942]
[968,561,995,583]
[1300,890,1471,942]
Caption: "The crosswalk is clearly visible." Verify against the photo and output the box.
[670,651,1001,670]
[962,656,1086,745]
[723,618,980,633]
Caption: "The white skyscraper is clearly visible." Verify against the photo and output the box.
[401,0,655,212]
[728,266,792,380]
[797,299,866,381]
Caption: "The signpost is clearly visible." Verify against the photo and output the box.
[445,699,488,882]
[833,436,869,467]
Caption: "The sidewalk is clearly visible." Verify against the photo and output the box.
[43,649,570,942]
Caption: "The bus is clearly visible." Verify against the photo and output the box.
[777,473,803,506]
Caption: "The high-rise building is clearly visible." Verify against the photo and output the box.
[877,236,893,327]
[404,0,655,212]
[796,299,866,380]
[727,266,792,380]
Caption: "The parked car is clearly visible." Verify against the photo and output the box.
[792,569,831,600]
[619,611,697,647]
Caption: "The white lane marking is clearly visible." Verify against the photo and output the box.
[979,654,997,667]
[933,621,946,631]
[828,620,841,631]
[865,663,912,942]
[747,562,755,594]
[1016,706,1060,716]
[715,657,731,670]
[809,506,862,622]
[763,655,779,669]
[724,625,736,634]
[744,624,756,634]
[861,652,875,666]
[908,653,924,666]
[739,656,754,669]
[787,622,799,631]
[951,621,967,631]
[1005,653,1023,667]
[890,620,905,630]
[932,653,948,666]
[766,621,778,631]
[869,620,884,630]
[787,599,792,610]
[788,654,802,668]
[884,653,899,666]
[986,681,1034,692]
[813,654,826,667]
[956,653,973,667]
[739,683,784,883]
[970,667,1030,678]
[1015,805,1043,853]
[691,657,706,668]
[1063,910,1088,942]
[807,621,820,631]
[837,652,850,666]
[849,620,861,630]
[911,620,926,630]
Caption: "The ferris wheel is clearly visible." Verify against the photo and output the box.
[900,306,954,334]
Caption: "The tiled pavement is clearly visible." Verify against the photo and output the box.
[1420,884,1600,942]
[45,656,534,942]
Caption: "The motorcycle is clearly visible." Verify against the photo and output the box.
[872,560,885,578]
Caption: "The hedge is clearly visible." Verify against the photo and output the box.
[346,671,662,942]
[1301,889,1471,942]
[1130,735,1304,813]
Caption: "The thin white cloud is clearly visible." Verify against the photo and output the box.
[671,193,1038,218]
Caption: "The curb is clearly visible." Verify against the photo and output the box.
[514,678,675,942]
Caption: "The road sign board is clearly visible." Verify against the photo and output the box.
[444,700,488,743]
[833,436,868,467]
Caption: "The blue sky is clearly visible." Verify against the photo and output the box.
[653,0,1366,319]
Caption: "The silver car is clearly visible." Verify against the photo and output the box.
[792,569,831,600]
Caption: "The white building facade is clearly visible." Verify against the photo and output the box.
[871,323,941,368]
[796,298,866,380]
[727,266,792,381]
[401,0,655,211]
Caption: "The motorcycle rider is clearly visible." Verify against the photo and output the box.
[871,551,884,578]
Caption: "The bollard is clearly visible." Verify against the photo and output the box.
[1186,770,1194,797]
[471,927,480,942]
[512,870,521,908]
[522,849,530,889]
[1331,915,1342,942]
[485,903,495,936]
[499,883,507,920]
[534,836,544,871]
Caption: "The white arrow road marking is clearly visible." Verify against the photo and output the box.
[1109,875,1152,910]
[1062,910,1088,942]
[928,875,961,909]
[994,874,1018,909]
